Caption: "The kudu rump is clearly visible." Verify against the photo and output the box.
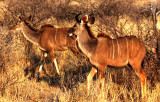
[68,14,147,99]
[11,16,78,80]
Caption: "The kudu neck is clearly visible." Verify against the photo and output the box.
[21,21,40,45]
[77,25,97,57]
[78,24,96,41]
[85,24,96,39]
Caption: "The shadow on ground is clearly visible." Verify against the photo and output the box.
[24,51,160,92]
[39,64,92,91]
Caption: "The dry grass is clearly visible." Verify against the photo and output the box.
[0,0,160,102]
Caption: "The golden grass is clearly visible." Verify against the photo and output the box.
[1,24,160,102]
[1,27,159,102]
[0,51,159,102]
[0,0,160,102]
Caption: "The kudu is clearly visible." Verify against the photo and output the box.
[11,16,78,80]
[67,14,147,99]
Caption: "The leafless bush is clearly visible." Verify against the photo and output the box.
[0,26,27,96]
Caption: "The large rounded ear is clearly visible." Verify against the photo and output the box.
[88,16,95,24]
[81,15,88,24]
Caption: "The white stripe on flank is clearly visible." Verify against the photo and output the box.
[55,29,57,44]
[125,37,128,59]
[64,33,67,45]
[112,40,115,59]
[116,39,119,56]
[132,38,133,57]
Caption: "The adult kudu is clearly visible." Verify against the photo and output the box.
[11,16,78,80]
[67,14,147,99]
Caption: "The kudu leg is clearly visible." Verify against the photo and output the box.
[137,70,147,99]
[87,67,97,94]
[131,63,147,99]
[49,51,60,75]
[99,71,105,92]
[37,52,47,80]
[99,67,105,98]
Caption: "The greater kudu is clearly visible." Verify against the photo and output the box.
[11,16,79,80]
[67,14,147,99]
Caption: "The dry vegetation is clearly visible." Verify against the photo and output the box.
[0,0,160,102]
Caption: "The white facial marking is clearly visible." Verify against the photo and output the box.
[16,28,20,30]
[69,33,73,36]
[80,20,84,25]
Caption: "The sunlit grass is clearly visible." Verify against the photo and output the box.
[0,0,160,102]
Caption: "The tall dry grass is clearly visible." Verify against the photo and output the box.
[0,0,160,102]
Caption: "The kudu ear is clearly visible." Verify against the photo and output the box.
[75,13,82,23]
[81,15,88,24]
[88,16,95,24]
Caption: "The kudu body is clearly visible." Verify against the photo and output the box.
[68,15,147,99]
[11,16,78,80]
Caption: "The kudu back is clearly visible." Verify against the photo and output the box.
[11,16,79,80]
[67,14,147,99]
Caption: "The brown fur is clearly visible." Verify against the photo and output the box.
[40,24,54,31]
[11,17,79,79]
[68,15,147,99]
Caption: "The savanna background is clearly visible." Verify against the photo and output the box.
[0,0,160,101]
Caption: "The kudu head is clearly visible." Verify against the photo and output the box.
[10,16,31,31]
[67,13,95,37]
